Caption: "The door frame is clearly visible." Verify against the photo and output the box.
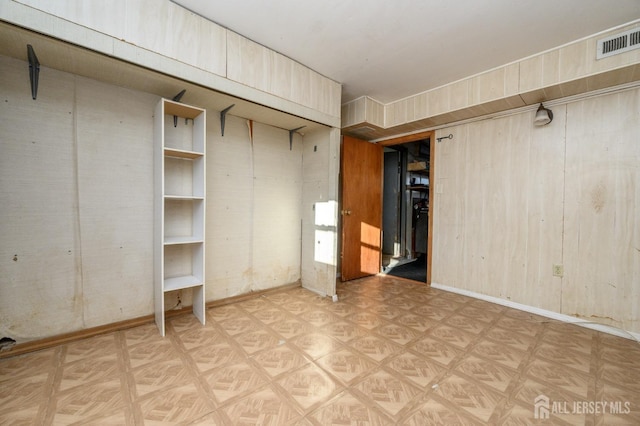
[379,130,435,284]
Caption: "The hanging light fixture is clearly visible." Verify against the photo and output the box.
[534,103,553,126]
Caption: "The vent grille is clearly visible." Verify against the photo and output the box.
[597,27,640,59]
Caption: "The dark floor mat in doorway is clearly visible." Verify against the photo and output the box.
[385,253,426,282]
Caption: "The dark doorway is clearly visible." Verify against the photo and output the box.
[382,137,430,283]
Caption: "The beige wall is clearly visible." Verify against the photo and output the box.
[432,87,640,334]
[0,56,156,338]
[0,55,334,340]
[301,128,341,296]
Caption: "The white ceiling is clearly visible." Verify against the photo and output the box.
[173,0,640,104]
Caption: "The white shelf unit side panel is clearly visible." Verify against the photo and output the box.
[155,98,206,335]
[153,99,166,336]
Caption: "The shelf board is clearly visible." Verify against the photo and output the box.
[163,99,204,119]
[164,195,204,200]
[164,275,203,292]
[164,148,203,159]
[164,236,203,245]
[408,161,428,172]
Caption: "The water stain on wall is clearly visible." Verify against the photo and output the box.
[590,182,606,213]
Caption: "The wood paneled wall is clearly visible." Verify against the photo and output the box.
[432,88,640,333]
[562,91,640,331]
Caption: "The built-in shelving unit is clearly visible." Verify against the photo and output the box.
[154,98,206,336]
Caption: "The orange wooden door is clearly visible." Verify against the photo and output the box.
[340,136,383,281]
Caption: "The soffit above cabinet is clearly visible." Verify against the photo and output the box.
[0,22,328,134]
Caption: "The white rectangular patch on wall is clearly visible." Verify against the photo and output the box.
[596,27,640,59]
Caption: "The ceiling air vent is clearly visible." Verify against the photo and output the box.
[597,27,640,59]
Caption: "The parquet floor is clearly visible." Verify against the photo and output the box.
[1,276,639,425]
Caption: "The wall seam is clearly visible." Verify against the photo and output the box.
[71,76,86,328]
[559,105,569,315]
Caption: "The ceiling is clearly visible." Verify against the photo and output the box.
[173,0,640,104]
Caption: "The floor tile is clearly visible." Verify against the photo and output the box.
[52,378,126,424]
[322,320,369,343]
[469,339,527,370]
[453,354,517,393]
[132,358,194,397]
[434,373,504,423]
[220,384,302,425]
[445,313,492,334]
[252,306,292,325]
[409,335,464,367]
[276,363,342,413]
[345,311,386,330]
[268,317,314,340]
[525,358,592,399]
[188,340,245,373]
[59,353,121,392]
[201,361,268,405]
[534,341,593,374]
[428,324,478,349]
[0,348,56,381]
[186,409,227,425]
[126,338,179,369]
[307,390,392,425]
[234,329,281,355]
[207,304,245,321]
[1,277,639,425]
[63,334,118,364]
[385,351,445,389]
[457,305,501,324]
[402,397,484,425]
[350,335,404,363]
[251,343,309,379]
[299,309,340,328]
[290,333,344,360]
[353,368,422,418]
[374,323,419,346]
[0,372,50,411]
[176,325,227,350]
[484,326,536,352]
[217,316,261,336]
[602,362,640,393]
[137,382,214,424]
[316,347,377,385]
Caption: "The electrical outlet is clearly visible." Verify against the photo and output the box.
[552,264,564,277]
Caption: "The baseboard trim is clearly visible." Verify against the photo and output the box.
[430,282,640,342]
[204,281,302,309]
[0,315,155,359]
[1,281,302,359]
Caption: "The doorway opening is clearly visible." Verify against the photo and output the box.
[381,133,432,283]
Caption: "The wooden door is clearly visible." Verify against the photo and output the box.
[340,136,383,281]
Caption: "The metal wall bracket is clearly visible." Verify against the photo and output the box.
[171,89,186,127]
[288,126,305,150]
[27,45,40,100]
[220,104,235,136]
[437,133,453,143]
